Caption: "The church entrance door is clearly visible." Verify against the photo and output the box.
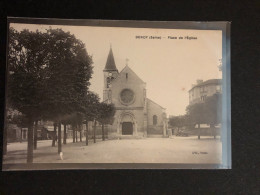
[122,122,133,135]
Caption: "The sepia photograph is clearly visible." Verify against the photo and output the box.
[2,19,231,170]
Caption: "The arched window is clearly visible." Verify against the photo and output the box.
[106,77,111,88]
[153,115,157,125]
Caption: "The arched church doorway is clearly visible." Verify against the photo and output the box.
[119,112,136,135]
[122,122,133,135]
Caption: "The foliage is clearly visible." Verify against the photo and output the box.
[40,28,93,121]
[7,27,93,162]
[186,102,206,125]
[61,112,84,126]
[97,102,116,125]
[204,93,222,126]
[8,27,93,121]
[8,28,46,120]
[10,113,28,128]
[169,115,187,129]
[82,91,100,122]
[186,93,222,127]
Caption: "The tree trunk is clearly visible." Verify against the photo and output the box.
[75,126,78,142]
[27,119,34,163]
[58,122,62,154]
[80,129,82,142]
[198,124,200,139]
[20,128,23,143]
[3,122,8,155]
[63,124,67,144]
[102,123,105,141]
[105,125,108,139]
[86,122,88,146]
[211,124,216,139]
[93,120,96,143]
[73,126,75,143]
[52,123,57,147]
[33,120,38,150]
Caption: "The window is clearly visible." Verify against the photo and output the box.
[120,88,135,104]
[153,115,157,125]
[106,77,111,88]
[200,86,207,93]
[126,73,128,79]
[200,95,207,101]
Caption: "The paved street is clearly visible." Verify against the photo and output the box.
[3,136,222,164]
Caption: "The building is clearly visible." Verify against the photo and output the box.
[187,79,222,138]
[188,79,222,105]
[103,47,168,138]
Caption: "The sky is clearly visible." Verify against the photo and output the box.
[10,23,222,116]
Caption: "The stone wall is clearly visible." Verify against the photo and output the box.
[147,98,166,135]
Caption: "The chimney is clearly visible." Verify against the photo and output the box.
[196,79,203,84]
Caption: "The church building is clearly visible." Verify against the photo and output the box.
[103,47,168,138]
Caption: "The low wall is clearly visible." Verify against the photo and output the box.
[147,125,163,135]
[175,128,221,136]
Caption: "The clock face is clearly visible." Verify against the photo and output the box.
[120,89,134,104]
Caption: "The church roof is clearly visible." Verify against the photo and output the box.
[118,65,146,84]
[104,47,118,71]
[146,98,166,110]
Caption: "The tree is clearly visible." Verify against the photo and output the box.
[33,121,38,149]
[60,114,73,144]
[7,27,93,162]
[63,124,67,144]
[8,28,48,163]
[97,103,116,141]
[204,93,222,139]
[52,123,57,147]
[40,28,93,154]
[169,115,187,134]
[61,112,84,144]
[12,113,39,149]
[186,93,222,139]
[186,102,206,139]
[74,113,84,143]
[82,91,100,145]
[10,112,28,128]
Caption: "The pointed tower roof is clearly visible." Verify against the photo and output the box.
[104,47,118,71]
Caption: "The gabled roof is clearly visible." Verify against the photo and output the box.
[146,98,166,110]
[118,65,146,84]
[104,47,118,71]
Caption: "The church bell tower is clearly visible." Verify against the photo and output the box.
[103,46,118,102]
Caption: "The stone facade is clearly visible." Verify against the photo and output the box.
[103,47,167,138]
[147,98,167,136]
[189,79,222,105]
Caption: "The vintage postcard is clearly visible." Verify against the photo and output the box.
[3,18,231,170]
